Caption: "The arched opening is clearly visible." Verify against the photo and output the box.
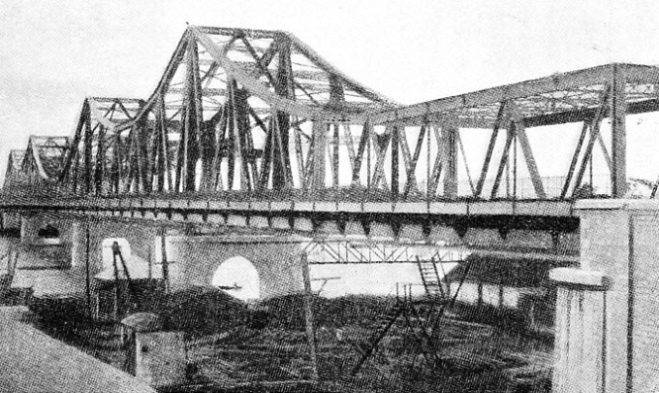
[211,256,260,301]
[37,224,59,239]
[34,224,63,259]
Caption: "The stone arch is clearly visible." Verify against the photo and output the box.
[210,256,260,300]
[172,236,306,299]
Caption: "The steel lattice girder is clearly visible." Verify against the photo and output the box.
[11,25,659,201]
[374,63,659,128]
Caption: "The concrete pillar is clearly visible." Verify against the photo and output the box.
[550,268,607,393]
[71,221,104,274]
[551,200,659,392]
[3,212,21,230]
[20,216,39,244]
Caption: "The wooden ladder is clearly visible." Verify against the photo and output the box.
[416,256,446,302]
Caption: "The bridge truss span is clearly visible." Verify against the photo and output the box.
[5,26,659,208]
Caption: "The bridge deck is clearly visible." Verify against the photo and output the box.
[1,193,576,218]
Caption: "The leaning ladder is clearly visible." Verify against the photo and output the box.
[111,242,136,319]
[416,256,446,302]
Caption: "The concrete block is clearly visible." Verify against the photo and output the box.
[132,331,186,388]
[271,216,291,230]
[294,217,313,232]
[550,268,608,289]
[369,222,395,240]
[344,220,366,236]
[206,214,225,225]
[187,213,204,223]
[227,214,247,227]
[250,215,270,229]
[398,224,425,242]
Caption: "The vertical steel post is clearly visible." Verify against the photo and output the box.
[272,32,293,190]
[367,128,372,189]
[161,230,170,293]
[610,64,627,197]
[94,125,105,195]
[155,97,167,193]
[329,74,344,190]
[83,104,93,194]
[85,222,91,318]
[332,124,339,188]
[311,121,327,191]
[443,126,458,198]
[300,253,319,381]
[112,242,121,320]
[185,35,203,192]
[147,245,152,281]
[391,125,399,198]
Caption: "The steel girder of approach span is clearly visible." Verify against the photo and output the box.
[0,194,580,262]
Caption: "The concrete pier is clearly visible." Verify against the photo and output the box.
[551,200,659,392]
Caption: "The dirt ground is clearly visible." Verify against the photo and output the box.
[27,291,553,393]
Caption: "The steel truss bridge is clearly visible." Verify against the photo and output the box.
[3,25,659,259]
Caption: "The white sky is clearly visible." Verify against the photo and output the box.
[2,0,659,183]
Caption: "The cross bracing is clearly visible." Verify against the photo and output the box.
[5,26,659,202]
